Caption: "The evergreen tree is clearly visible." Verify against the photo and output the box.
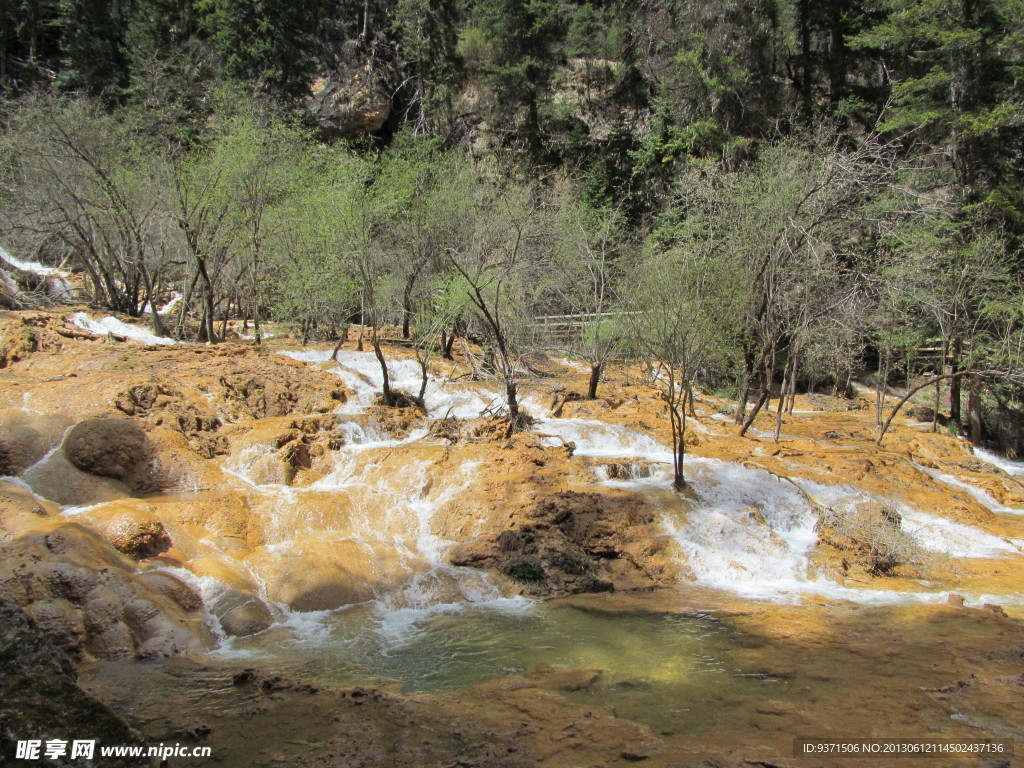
[851,0,1024,191]
[54,0,130,100]
[196,0,325,98]
[475,0,567,154]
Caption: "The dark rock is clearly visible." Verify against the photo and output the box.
[501,557,545,584]
[0,599,147,766]
[0,523,212,661]
[211,592,275,638]
[0,411,73,476]
[306,68,390,138]
[63,419,147,480]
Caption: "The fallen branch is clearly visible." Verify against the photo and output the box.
[875,371,979,446]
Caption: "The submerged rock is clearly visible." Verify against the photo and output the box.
[0,409,72,476]
[214,592,275,637]
[21,450,134,506]
[0,480,58,541]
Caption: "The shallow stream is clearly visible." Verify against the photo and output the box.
[214,595,779,735]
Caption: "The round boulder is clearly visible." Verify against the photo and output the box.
[64,418,146,480]
[103,512,172,559]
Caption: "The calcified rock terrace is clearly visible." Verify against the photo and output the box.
[1,308,1023,767]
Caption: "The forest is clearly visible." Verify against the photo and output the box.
[2,0,1024,469]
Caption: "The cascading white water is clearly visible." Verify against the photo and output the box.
[71,311,178,346]
[154,292,182,315]
[203,347,538,642]
[915,463,1024,515]
[535,417,671,459]
[974,448,1024,476]
[214,433,528,644]
[279,349,498,419]
[529,414,1021,605]
[0,245,76,300]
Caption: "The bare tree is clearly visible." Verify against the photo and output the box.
[447,177,548,429]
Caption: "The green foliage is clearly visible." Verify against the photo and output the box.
[196,0,324,98]
[2,0,1024,449]
[473,0,568,151]
[53,0,130,100]
[501,556,545,583]
[850,0,1024,190]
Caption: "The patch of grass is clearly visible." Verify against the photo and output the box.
[556,551,593,575]
[497,528,528,552]
[501,556,545,583]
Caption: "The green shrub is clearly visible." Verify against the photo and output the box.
[502,556,545,583]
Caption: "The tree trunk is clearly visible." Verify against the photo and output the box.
[739,353,772,437]
[773,353,792,443]
[197,258,217,344]
[949,337,962,426]
[331,324,348,361]
[372,331,392,406]
[669,384,686,491]
[418,357,429,403]
[797,0,813,116]
[149,292,166,338]
[505,378,521,426]
[786,347,798,414]
[401,267,422,340]
[739,386,771,437]
[177,269,201,340]
[736,342,754,424]
[442,327,457,360]
[968,373,983,444]
[827,2,848,102]
[876,370,977,445]
[875,347,890,427]
[933,338,946,433]
[586,362,602,400]
[219,294,232,340]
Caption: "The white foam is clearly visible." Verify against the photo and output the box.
[617,458,1018,604]
[238,329,277,340]
[523,418,985,604]
[555,356,591,373]
[58,502,108,517]
[155,292,182,315]
[71,312,177,346]
[374,595,533,647]
[0,246,69,278]
[223,444,293,487]
[801,482,1017,558]
[964,593,1024,608]
[0,269,18,295]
